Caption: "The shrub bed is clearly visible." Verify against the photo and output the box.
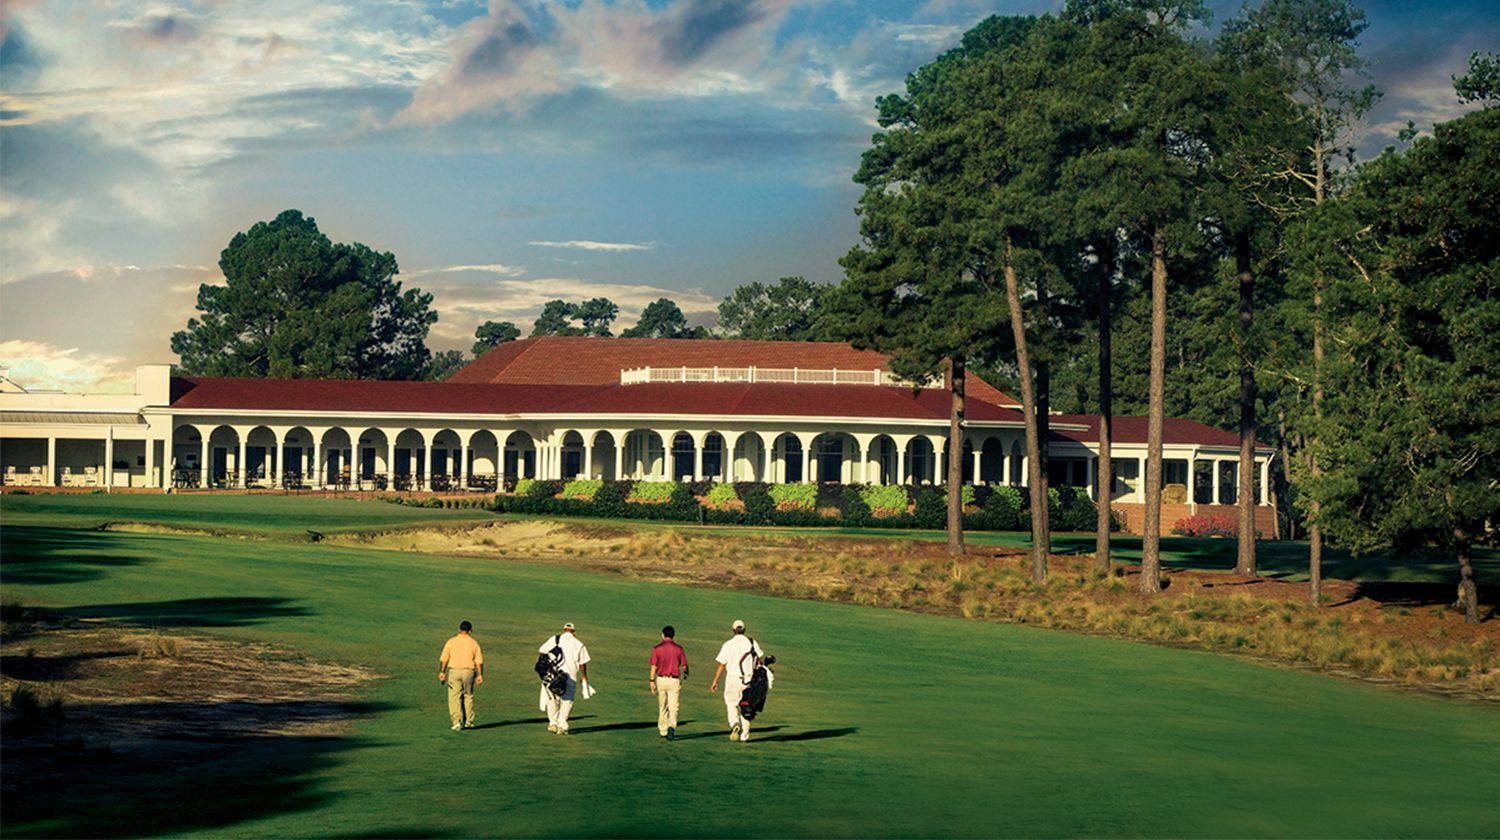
[490,480,1109,532]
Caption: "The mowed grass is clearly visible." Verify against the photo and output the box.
[2,497,1499,837]
[0,492,494,535]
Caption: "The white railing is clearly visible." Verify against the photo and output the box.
[619,366,943,388]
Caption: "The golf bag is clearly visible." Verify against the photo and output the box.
[535,634,568,697]
[736,642,771,720]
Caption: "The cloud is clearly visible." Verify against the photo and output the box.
[528,239,655,252]
[407,263,527,278]
[400,0,800,123]
[0,339,137,394]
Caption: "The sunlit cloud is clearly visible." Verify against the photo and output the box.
[0,339,137,394]
[407,263,528,277]
[528,240,655,252]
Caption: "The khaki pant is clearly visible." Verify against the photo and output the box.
[724,681,750,740]
[655,675,681,735]
[447,667,476,727]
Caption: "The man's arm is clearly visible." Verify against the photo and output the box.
[710,662,725,693]
[579,662,589,684]
[649,663,658,695]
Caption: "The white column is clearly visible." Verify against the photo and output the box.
[1133,457,1144,502]
[971,448,982,486]
[1259,455,1270,506]
[104,431,114,490]
[614,438,625,482]
[694,439,704,482]
[896,440,907,486]
[760,437,771,483]
[200,435,210,489]
[863,444,872,485]
[803,443,815,484]
[45,435,57,486]
[146,432,157,490]
[313,436,324,489]
[272,433,285,489]
[1212,459,1222,506]
[932,437,946,486]
[458,439,468,489]
[237,436,248,489]
[1187,457,1197,508]
[424,436,435,490]
[582,437,593,481]
[387,437,397,489]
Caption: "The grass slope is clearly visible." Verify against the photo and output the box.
[2,498,1498,837]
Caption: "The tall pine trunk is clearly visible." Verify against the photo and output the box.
[1140,226,1168,594]
[1095,243,1114,576]
[1005,239,1048,583]
[1278,408,1295,541]
[1036,281,1053,558]
[1456,533,1480,625]
[947,356,966,557]
[1309,290,1324,608]
[1235,231,1258,576]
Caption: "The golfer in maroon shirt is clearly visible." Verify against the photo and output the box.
[649,626,689,740]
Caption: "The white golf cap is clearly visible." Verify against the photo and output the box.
[563,622,576,630]
[732,619,745,630]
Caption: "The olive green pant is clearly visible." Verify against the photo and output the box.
[447,668,476,727]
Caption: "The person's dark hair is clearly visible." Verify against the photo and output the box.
[459,620,472,632]
[662,625,675,638]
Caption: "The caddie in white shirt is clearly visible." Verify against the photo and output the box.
[709,619,761,742]
[538,622,591,734]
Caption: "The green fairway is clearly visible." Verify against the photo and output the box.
[3,497,1498,837]
[0,492,494,535]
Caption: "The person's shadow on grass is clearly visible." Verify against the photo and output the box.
[471,715,595,730]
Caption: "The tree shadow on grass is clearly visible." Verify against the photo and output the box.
[60,596,313,628]
[0,526,155,586]
[2,699,392,838]
[1,649,133,682]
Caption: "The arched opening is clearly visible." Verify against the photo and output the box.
[206,426,241,488]
[670,432,696,481]
[392,429,426,490]
[590,431,617,481]
[355,428,391,489]
[905,437,935,486]
[811,432,857,483]
[731,433,765,482]
[466,430,500,491]
[560,431,586,480]
[980,437,1005,484]
[281,426,314,488]
[430,429,462,490]
[1010,440,1024,485]
[773,433,804,483]
[864,435,897,484]
[242,426,277,488]
[171,424,206,488]
[701,432,727,482]
[321,428,353,489]
[622,430,665,480]
[505,430,537,480]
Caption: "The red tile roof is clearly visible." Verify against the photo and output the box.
[448,336,1021,406]
[169,378,608,415]
[1048,414,1273,450]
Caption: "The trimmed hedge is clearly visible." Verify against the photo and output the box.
[490,480,1113,532]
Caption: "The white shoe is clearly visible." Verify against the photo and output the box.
[729,724,740,740]
[451,724,462,732]
[547,724,559,733]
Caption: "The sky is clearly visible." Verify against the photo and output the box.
[1,0,1494,392]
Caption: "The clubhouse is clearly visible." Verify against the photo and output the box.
[0,338,1275,533]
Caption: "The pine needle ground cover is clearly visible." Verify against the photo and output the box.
[2,496,1498,838]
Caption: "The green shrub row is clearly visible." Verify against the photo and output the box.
[491,480,1113,532]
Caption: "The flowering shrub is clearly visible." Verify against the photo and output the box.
[704,483,740,509]
[768,483,817,511]
[859,484,910,517]
[1172,513,1239,538]
[514,478,538,497]
[628,481,677,504]
[560,479,603,501]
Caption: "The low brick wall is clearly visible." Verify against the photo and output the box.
[1111,502,1275,537]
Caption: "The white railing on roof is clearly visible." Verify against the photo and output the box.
[619,366,942,388]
